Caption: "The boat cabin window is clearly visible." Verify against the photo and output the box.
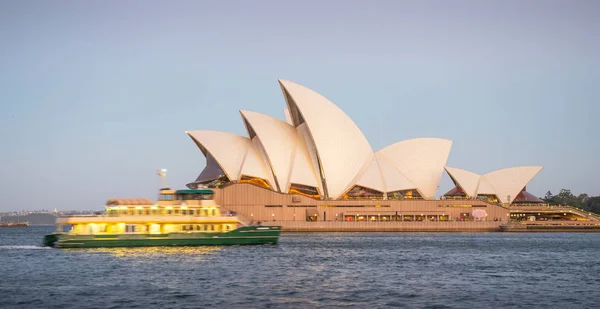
[175,192,213,200]
[159,194,174,201]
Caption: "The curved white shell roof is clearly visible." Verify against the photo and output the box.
[278,80,374,199]
[283,108,293,125]
[482,166,543,204]
[378,154,417,192]
[240,110,298,192]
[445,166,481,197]
[377,138,452,198]
[355,158,386,193]
[186,79,544,203]
[294,123,325,195]
[444,166,544,204]
[476,177,496,195]
[186,130,248,181]
[186,130,274,186]
[288,128,322,192]
[242,138,277,189]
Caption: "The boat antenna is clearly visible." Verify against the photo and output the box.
[157,169,168,189]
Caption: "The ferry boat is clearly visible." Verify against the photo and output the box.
[43,188,281,248]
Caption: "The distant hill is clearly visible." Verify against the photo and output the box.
[0,213,57,225]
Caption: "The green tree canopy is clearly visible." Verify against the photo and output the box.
[542,189,600,214]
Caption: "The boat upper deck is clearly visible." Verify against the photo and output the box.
[104,189,223,217]
[56,188,240,225]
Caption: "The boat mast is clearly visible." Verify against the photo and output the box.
[157,168,168,188]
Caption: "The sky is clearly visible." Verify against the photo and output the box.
[1,0,599,211]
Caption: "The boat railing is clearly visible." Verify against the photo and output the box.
[59,214,103,218]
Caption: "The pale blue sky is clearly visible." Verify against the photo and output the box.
[1,0,598,211]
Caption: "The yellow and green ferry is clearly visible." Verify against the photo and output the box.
[43,188,280,248]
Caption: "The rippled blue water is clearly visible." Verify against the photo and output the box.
[1,226,600,308]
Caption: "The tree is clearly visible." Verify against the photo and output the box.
[577,193,589,206]
[557,189,575,206]
[544,191,553,202]
[534,189,599,215]
[585,197,600,214]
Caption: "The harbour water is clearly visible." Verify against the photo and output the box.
[1,226,600,308]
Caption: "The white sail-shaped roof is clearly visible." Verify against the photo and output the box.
[377,138,452,198]
[283,108,293,125]
[288,125,322,193]
[241,137,277,189]
[240,110,298,192]
[476,177,496,195]
[186,78,544,204]
[443,165,544,204]
[444,166,481,198]
[355,158,386,193]
[186,130,248,181]
[481,166,543,204]
[375,154,416,192]
[186,130,274,185]
[278,79,374,199]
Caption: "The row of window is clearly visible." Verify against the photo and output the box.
[107,208,218,216]
[158,194,213,201]
[124,224,231,233]
[181,224,232,232]
[267,205,391,208]
[343,215,451,222]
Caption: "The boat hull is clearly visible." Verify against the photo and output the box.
[44,226,281,248]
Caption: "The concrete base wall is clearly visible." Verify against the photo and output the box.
[213,184,510,225]
[267,221,503,232]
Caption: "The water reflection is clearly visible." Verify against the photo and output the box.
[70,246,222,260]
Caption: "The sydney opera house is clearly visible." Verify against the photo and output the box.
[182,79,569,230]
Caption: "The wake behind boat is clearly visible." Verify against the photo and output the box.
[43,182,280,248]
